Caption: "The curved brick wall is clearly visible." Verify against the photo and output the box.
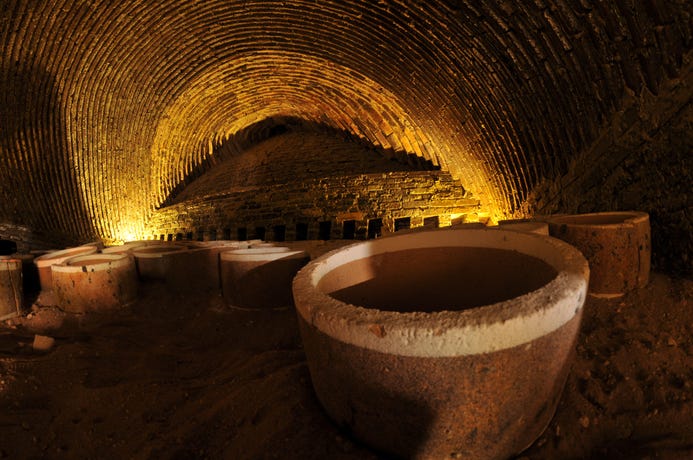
[148,126,479,241]
[0,1,691,272]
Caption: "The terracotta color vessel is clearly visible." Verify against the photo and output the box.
[131,244,187,280]
[220,247,309,308]
[547,211,650,297]
[52,253,138,313]
[496,219,549,235]
[4,253,40,296]
[292,228,589,459]
[33,245,99,291]
[0,258,23,320]
[165,241,250,293]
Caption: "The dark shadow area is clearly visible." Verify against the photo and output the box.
[0,240,17,255]
[0,63,98,247]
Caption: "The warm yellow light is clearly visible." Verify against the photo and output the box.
[108,221,146,245]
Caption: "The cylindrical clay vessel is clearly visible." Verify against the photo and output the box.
[292,228,589,459]
[496,219,549,235]
[164,242,250,293]
[52,253,138,313]
[131,244,187,280]
[33,245,99,291]
[547,211,650,297]
[0,259,23,320]
[220,247,310,308]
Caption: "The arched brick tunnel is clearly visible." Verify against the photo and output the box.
[0,1,690,272]
[1,3,693,458]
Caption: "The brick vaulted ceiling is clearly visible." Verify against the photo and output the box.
[0,1,690,244]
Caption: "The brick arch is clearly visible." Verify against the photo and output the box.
[0,0,690,246]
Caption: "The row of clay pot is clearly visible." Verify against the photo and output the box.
[10,239,311,314]
[107,241,310,308]
[0,210,651,319]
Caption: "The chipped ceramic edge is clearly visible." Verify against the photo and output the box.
[293,228,589,358]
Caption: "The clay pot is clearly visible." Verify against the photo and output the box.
[0,258,23,320]
[220,247,310,308]
[131,244,187,280]
[496,219,549,235]
[52,253,138,313]
[292,228,589,459]
[188,240,251,249]
[33,245,99,291]
[164,241,250,292]
[547,211,650,297]
[2,253,40,296]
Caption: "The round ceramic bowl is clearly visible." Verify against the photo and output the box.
[0,258,23,321]
[52,253,138,313]
[547,211,650,297]
[292,228,589,459]
[130,244,188,280]
[220,247,309,309]
[33,245,99,291]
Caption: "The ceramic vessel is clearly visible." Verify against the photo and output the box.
[131,244,187,280]
[292,228,589,459]
[33,245,99,291]
[52,253,138,313]
[220,247,309,308]
[0,258,23,320]
[547,211,650,297]
[164,241,250,292]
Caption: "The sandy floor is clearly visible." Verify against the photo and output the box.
[0,241,691,459]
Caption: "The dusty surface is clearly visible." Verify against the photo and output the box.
[0,242,691,459]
